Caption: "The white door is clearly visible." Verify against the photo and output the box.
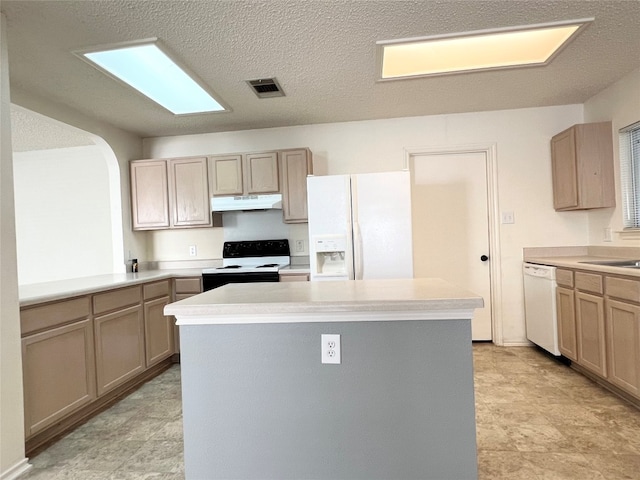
[410,152,492,340]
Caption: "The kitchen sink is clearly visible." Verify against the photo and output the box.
[579,259,640,269]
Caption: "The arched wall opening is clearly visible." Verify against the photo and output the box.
[11,105,125,284]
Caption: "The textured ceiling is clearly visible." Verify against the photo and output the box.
[10,105,94,152]
[3,0,640,144]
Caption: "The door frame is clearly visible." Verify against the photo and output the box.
[404,143,504,345]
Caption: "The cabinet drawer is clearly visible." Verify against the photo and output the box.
[174,277,202,294]
[556,269,574,288]
[143,280,170,300]
[606,276,640,303]
[93,286,141,316]
[575,272,603,295]
[279,273,309,282]
[21,296,90,336]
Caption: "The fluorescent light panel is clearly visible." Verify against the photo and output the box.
[379,19,591,79]
[81,42,226,115]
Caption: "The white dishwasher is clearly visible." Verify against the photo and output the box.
[523,263,560,355]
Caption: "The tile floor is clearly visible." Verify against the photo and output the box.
[22,344,640,479]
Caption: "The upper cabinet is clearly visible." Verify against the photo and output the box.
[551,122,615,211]
[130,160,170,229]
[280,148,313,223]
[167,157,212,228]
[131,156,216,230]
[131,148,313,230]
[209,152,279,196]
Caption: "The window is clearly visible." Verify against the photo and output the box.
[620,122,640,229]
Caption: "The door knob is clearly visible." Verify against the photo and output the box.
[480,255,489,262]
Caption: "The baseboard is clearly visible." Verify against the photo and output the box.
[0,458,31,480]
[500,341,533,347]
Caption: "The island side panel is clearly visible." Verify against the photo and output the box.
[180,319,477,480]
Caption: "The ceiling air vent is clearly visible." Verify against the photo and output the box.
[246,78,285,98]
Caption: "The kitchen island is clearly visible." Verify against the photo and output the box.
[165,278,483,480]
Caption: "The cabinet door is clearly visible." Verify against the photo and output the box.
[22,319,96,436]
[556,286,577,361]
[169,157,212,227]
[172,279,203,354]
[280,149,311,223]
[94,305,145,396]
[244,152,279,194]
[576,291,607,377]
[551,127,578,210]
[209,155,243,196]
[606,299,640,398]
[144,296,173,367]
[130,160,170,230]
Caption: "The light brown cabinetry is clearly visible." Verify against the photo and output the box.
[168,157,212,227]
[575,291,607,377]
[554,267,640,402]
[143,280,173,367]
[209,154,243,196]
[605,276,640,398]
[130,160,170,229]
[172,277,203,353]
[209,151,279,196]
[550,122,615,211]
[21,296,96,436]
[280,148,313,223]
[279,273,310,282]
[131,157,218,230]
[557,286,577,361]
[93,286,145,396]
[574,272,607,377]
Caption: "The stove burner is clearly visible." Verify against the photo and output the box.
[218,265,242,269]
[257,264,278,268]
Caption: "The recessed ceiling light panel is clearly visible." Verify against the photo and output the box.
[75,39,228,115]
[377,18,593,80]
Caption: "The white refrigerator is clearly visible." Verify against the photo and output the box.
[307,171,413,281]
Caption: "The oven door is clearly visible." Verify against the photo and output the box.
[202,272,279,292]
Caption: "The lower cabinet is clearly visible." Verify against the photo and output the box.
[94,304,145,396]
[605,298,640,397]
[555,268,640,402]
[556,286,577,361]
[22,319,96,436]
[143,280,173,367]
[575,291,607,377]
[279,273,310,282]
[173,277,203,354]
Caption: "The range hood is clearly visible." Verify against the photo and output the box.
[211,194,283,212]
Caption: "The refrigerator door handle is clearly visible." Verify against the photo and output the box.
[354,221,364,280]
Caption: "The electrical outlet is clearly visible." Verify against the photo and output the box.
[295,239,305,253]
[321,334,341,364]
[189,245,197,257]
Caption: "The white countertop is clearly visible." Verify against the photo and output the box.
[524,256,640,278]
[165,278,484,324]
[19,269,203,307]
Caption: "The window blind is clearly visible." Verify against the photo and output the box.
[620,121,640,229]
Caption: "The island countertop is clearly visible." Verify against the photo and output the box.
[165,277,484,324]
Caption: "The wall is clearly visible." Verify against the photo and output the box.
[584,67,640,245]
[144,104,587,344]
[13,145,116,284]
[148,211,309,261]
[10,89,145,265]
[0,13,30,480]
[180,319,478,479]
